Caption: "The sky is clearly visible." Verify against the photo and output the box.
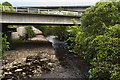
[1,0,100,7]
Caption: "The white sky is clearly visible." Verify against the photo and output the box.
[1,0,100,7]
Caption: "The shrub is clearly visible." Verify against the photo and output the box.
[88,24,120,79]
[25,26,35,39]
[67,1,120,79]
[0,33,10,58]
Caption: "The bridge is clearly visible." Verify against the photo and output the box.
[0,6,90,32]
[1,11,81,25]
[16,6,90,12]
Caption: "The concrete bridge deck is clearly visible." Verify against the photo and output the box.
[0,11,81,25]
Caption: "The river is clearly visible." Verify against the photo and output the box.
[44,35,90,78]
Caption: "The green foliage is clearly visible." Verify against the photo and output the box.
[0,33,10,59]
[66,19,80,52]
[2,2,12,6]
[88,24,120,79]
[18,34,26,41]
[25,26,35,39]
[67,1,120,79]
[17,26,35,41]
[81,1,120,35]
[1,2,15,11]
[34,25,68,41]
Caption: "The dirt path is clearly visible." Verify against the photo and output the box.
[2,27,89,79]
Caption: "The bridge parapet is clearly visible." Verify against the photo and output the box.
[0,6,85,16]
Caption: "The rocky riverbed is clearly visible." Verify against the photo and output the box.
[2,53,59,79]
[1,27,90,80]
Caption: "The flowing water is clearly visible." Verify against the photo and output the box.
[45,35,89,78]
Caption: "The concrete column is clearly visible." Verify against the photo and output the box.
[48,10,49,14]
[16,7,17,12]
[2,24,8,32]
[27,8,29,13]
[17,27,26,37]
[38,9,40,13]
[2,6,4,11]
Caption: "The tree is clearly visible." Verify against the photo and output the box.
[2,1,12,6]
[68,1,120,79]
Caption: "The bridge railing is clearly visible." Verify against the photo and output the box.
[0,6,84,16]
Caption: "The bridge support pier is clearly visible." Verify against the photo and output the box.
[2,24,9,32]
[2,24,12,42]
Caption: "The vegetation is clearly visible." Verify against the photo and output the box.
[34,25,68,41]
[0,33,10,58]
[0,1,15,11]
[18,26,35,41]
[67,1,120,79]
[25,26,35,39]
[2,1,12,6]
[1,1,120,79]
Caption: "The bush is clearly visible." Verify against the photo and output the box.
[0,33,10,58]
[18,26,35,41]
[67,1,120,79]
[25,26,35,39]
[88,24,120,79]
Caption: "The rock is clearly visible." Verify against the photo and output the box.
[28,75,32,77]
[39,53,48,58]
[22,58,26,62]
[9,72,12,74]
[2,55,58,79]
[13,61,17,64]
[33,70,37,73]
[26,62,31,66]
[48,63,55,66]
[50,55,56,59]
[40,58,48,61]
[22,72,26,75]
[4,72,12,75]
[15,69,23,72]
